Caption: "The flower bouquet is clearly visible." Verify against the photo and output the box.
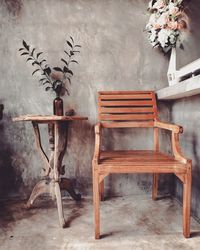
[146,0,187,53]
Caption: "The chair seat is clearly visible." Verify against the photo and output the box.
[98,150,187,174]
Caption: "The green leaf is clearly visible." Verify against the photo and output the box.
[44,67,51,75]
[67,77,71,84]
[32,61,40,66]
[21,52,29,56]
[31,48,35,56]
[23,40,29,51]
[71,60,78,64]
[19,48,24,51]
[67,40,73,48]
[63,66,73,75]
[39,78,47,82]
[45,87,51,91]
[37,52,43,59]
[67,69,73,75]
[70,36,74,44]
[42,81,50,85]
[39,59,46,65]
[74,45,81,48]
[63,66,69,73]
[64,51,70,56]
[53,67,63,72]
[180,43,184,50]
[26,57,33,62]
[65,88,70,95]
[32,69,40,75]
[61,58,68,66]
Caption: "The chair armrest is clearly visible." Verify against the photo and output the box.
[93,123,102,164]
[154,120,190,164]
[154,120,183,134]
[171,132,191,164]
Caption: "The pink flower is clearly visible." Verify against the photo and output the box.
[167,21,178,30]
[177,20,187,29]
[170,7,179,15]
[154,23,161,29]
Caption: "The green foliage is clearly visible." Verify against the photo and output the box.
[19,37,81,97]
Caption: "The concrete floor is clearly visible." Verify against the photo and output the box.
[0,195,200,250]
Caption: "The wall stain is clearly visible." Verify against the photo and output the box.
[2,0,23,17]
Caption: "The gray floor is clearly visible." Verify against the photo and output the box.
[0,195,200,250]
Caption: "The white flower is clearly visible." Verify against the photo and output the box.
[168,2,179,15]
[148,0,154,9]
[157,29,171,48]
[149,13,156,25]
[169,33,176,44]
[157,12,168,27]
[149,29,157,42]
[153,0,165,10]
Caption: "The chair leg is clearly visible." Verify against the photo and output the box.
[93,168,100,239]
[152,173,159,200]
[100,179,104,201]
[183,168,192,238]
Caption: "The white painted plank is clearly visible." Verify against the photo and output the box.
[156,75,200,100]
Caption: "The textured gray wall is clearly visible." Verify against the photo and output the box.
[170,0,200,221]
[0,0,173,200]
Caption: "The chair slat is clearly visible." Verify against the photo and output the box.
[98,91,158,127]
[99,91,153,94]
[100,100,154,107]
[100,94,152,100]
[102,121,154,128]
[100,114,155,121]
[100,107,155,114]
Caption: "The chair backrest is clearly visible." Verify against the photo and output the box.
[98,91,158,128]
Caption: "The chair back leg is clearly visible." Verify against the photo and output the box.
[93,165,100,239]
[183,166,192,238]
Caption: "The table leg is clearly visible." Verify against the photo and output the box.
[54,122,66,227]
[26,123,52,209]
[26,179,51,209]
[55,181,66,227]
[60,178,81,201]
[49,122,81,201]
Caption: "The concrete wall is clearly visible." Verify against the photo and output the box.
[0,0,174,200]
[170,0,200,221]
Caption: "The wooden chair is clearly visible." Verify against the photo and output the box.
[92,91,192,239]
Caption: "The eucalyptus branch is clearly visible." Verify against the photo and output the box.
[19,37,81,97]
[31,54,53,86]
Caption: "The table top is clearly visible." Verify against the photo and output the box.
[13,115,88,123]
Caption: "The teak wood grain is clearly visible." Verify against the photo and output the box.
[92,91,192,239]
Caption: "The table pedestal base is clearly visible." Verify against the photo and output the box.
[26,177,81,227]
[13,116,87,227]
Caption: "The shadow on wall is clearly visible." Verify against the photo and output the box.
[0,112,23,200]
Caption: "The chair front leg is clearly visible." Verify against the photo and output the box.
[93,165,100,239]
[183,165,192,238]
[100,179,104,201]
[152,173,159,200]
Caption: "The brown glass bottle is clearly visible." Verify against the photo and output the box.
[53,97,63,116]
